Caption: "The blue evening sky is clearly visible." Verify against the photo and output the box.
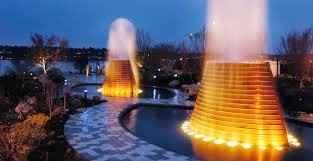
[0,0,312,53]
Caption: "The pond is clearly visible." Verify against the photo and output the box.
[122,105,313,161]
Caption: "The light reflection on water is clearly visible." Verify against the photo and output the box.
[122,106,313,161]
[72,85,175,99]
[192,140,284,161]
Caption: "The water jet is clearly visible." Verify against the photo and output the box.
[100,18,140,97]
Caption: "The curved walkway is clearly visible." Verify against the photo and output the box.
[65,81,313,161]
[65,88,197,161]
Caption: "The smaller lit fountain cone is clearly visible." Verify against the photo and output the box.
[102,60,139,97]
[182,62,294,150]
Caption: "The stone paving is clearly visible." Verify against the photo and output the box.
[64,87,197,161]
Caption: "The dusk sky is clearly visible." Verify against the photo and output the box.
[0,0,312,53]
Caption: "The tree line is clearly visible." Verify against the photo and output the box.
[277,28,313,84]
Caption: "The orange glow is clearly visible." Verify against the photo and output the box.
[191,138,286,161]
[183,62,289,150]
[101,60,139,97]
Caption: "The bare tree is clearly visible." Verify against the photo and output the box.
[31,34,69,118]
[160,58,176,76]
[30,34,44,49]
[277,29,313,55]
[30,34,69,74]
[176,41,190,54]
[152,42,179,54]
[59,37,69,56]
[277,28,313,83]
[188,26,206,54]
[136,29,153,54]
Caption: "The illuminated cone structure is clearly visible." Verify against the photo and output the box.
[102,60,138,97]
[182,62,289,149]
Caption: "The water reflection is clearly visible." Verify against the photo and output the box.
[192,139,285,161]
[0,60,105,76]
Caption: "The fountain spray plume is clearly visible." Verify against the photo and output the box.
[182,0,300,151]
[206,0,267,62]
[101,18,140,97]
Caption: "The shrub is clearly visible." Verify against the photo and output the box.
[47,68,65,85]
[0,97,11,113]
[0,114,49,161]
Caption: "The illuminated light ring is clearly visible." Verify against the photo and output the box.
[182,121,300,150]
[227,141,239,147]
[101,60,140,97]
[182,62,301,150]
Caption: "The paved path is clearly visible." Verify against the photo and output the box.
[65,87,197,161]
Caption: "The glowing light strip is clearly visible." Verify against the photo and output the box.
[181,121,300,150]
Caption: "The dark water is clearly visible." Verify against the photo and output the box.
[138,87,175,99]
[122,105,313,161]
[72,85,175,99]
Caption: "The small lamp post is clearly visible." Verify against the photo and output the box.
[153,75,157,86]
[84,89,88,108]
[84,89,88,99]
[63,79,70,111]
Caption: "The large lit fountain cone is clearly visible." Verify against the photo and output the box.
[182,62,300,151]
[102,59,139,97]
